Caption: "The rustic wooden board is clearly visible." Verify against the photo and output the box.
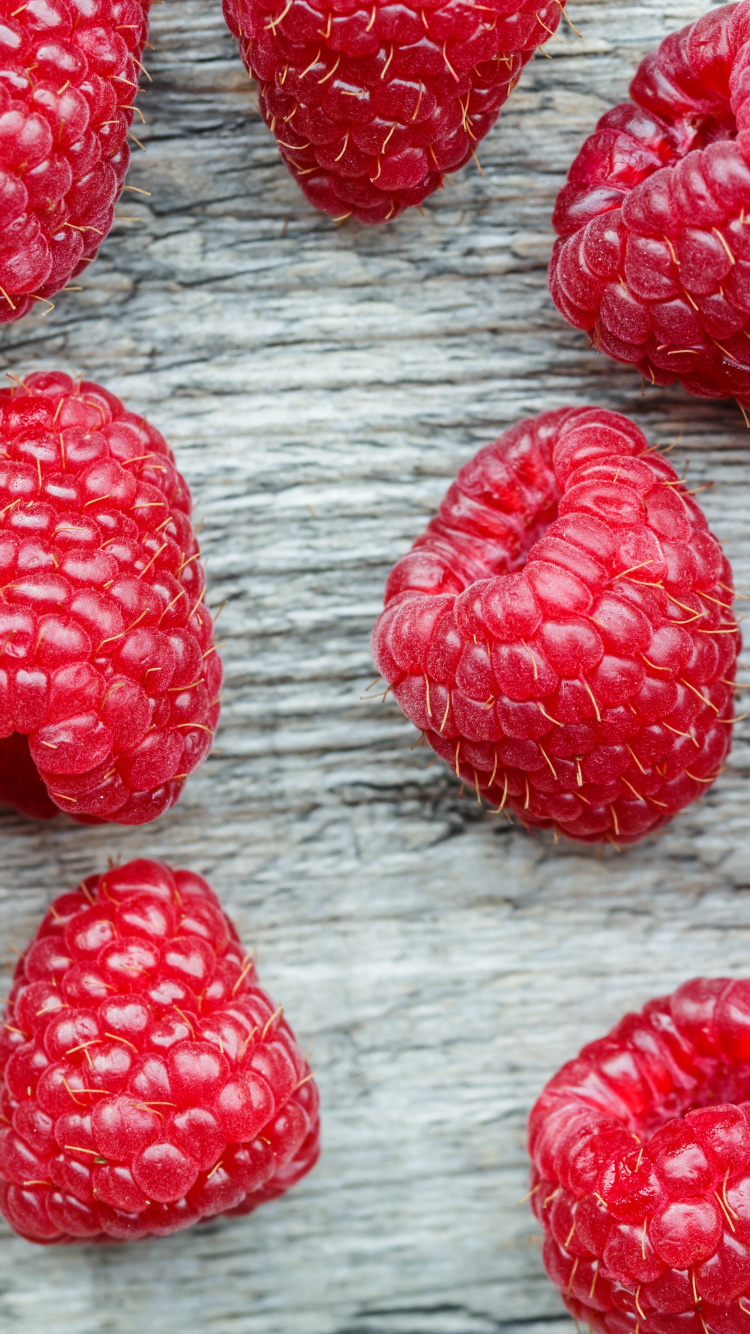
[1,0,750,1330]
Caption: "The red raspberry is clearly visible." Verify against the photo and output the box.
[548,2,750,407]
[0,858,320,1245]
[223,0,564,224]
[371,407,739,845]
[528,978,750,1333]
[0,370,221,827]
[0,0,150,325]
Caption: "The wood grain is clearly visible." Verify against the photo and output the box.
[0,2,748,1331]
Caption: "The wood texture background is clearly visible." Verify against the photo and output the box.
[1,1,750,1329]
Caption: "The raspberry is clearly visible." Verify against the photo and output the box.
[371,407,739,845]
[528,978,750,1334]
[0,370,221,827]
[223,0,564,225]
[0,858,320,1244]
[0,0,150,325]
[548,2,750,406]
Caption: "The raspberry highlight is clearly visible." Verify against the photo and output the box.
[223,0,564,224]
[0,0,150,324]
[371,408,738,845]
[549,1,750,406]
[529,979,750,1333]
[0,858,320,1244]
[0,371,221,826]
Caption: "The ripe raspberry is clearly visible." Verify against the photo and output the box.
[528,979,750,1334]
[371,407,739,845]
[0,0,150,325]
[223,0,564,225]
[0,858,320,1244]
[548,2,750,406]
[0,370,221,827]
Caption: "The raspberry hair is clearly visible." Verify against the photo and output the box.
[549,1,750,409]
[371,408,739,846]
[0,859,320,1243]
[0,370,221,826]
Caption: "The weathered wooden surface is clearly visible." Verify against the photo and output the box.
[2,1,750,1330]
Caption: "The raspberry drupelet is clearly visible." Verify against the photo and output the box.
[222,0,565,225]
[371,408,739,846]
[0,0,150,324]
[549,1,750,407]
[0,859,320,1244]
[529,979,750,1334]
[0,370,221,826]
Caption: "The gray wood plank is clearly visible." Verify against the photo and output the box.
[0,2,749,1331]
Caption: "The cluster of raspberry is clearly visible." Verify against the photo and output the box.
[0,373,320,1245]
[523,9,750,1328]
[0,0,746,1294]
